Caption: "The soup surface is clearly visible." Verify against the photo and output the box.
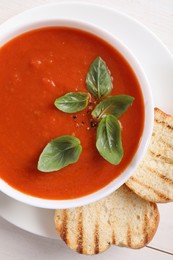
[0,27,144,199]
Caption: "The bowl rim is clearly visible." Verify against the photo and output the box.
[0,18,154,209]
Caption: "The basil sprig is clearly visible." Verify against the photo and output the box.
[54,92,89,113]
[86,57,113,99]
[38,56,134,172]
[92,95,134,120]
[37,136,82,172]
[96,115,123,165]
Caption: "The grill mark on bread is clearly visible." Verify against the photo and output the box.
[144,164,173,186]
[129,177,171,202]
[155,118,173,131]
[159,137,173,151]
[149,150,173,164]
[127,225,132,247]
[76,210,83,254]
[61,209,68,244]
[112,230,116,244]
[94,223,100,254]
[143,212,149,245]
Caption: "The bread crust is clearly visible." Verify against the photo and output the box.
[126,108,173,203]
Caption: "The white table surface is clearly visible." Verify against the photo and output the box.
[0,0,173,259]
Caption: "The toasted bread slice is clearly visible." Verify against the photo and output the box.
[126,108,173,203]
[54,185,159,255]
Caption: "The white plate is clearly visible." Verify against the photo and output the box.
[0,2,173,239]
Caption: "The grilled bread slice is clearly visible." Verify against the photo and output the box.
[55,185,159,255]
[126,108,173,203]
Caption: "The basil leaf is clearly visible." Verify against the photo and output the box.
[86,57,113,99]
[54,92,89,113]
[37,136,82,172]
[92,95,134,120]
[96,115,123,165]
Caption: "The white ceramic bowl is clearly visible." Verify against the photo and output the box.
[0,12,154,209]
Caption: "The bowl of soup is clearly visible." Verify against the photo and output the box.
[0,17,153,208]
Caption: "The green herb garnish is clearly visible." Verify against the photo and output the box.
[54,92,89,113]
[38,56,134,172]
[86,56,113,99]
[38,136,82,172]
[96,115,123,165]
[92,95,134,120]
